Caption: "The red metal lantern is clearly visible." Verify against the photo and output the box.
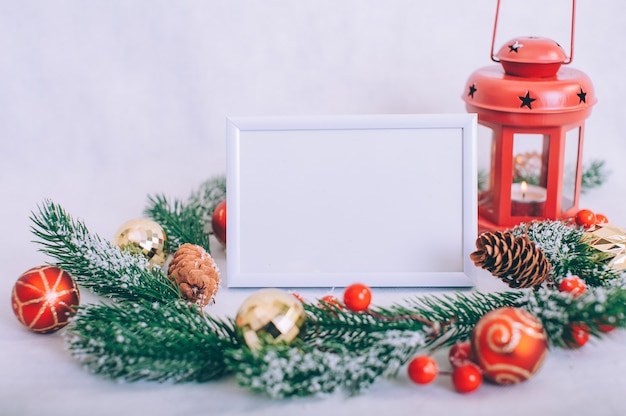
[463,0,596,231]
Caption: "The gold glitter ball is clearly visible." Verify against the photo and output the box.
[112,218,168,267]
[235,288,306,350]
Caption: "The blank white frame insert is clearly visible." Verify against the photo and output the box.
[226,113,477,288]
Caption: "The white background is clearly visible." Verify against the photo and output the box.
[1,1,626,415]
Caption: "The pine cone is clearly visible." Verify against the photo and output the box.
[167,243,220,306]
[470,230,550,289]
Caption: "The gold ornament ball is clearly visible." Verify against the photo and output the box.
[112,218,168,267]
[235,288,307,350]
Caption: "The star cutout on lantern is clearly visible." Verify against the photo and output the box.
[509,41,523,53]
[577,87,587,104]
[468,84,477,98]
[519,91,536,109]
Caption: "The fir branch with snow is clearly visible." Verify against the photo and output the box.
[144,194,212,254]
[517,286,626,348]
[30,199,179,303]
[186,175,227,227]
[66,299,240,382]
[226,330,428,398]
[511,220,620,286]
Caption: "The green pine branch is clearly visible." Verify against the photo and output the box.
[581,159,610,194]
[144,194,211,254]
[187,175,227,226]
[30,200,180,303]
[519,285,626,348]
[66,300,240,382]
[511,220,621,286]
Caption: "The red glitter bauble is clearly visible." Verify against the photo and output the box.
[211,200,227,247]
[471,307,548,385]
[11,266,80,333]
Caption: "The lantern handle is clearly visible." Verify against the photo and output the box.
[490,0,576,64]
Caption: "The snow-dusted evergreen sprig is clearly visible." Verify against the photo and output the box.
[226,330,427,399]
[511,220,620,286]
[66,299,240,382]
[144,194,212,254]
[30,199,179,303]
[186,175,227,228]
[517,286,626,348]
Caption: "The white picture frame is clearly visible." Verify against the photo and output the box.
[226,113,478,288]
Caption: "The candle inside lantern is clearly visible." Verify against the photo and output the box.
[511,181,547,217]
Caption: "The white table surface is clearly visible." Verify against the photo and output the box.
[2,223,626,416]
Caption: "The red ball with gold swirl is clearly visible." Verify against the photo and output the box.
[471,307,548,385]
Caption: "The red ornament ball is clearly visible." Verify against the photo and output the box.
[448,340,473,368]
[575,209,596,228]
[343,283,372,312]
[11,266,80,333]
[407,355,439,385]
[211,200,227,247]
[452,363,483,393]
[471,307,548,385]
[559,276,586,298]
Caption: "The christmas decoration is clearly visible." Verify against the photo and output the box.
[582,223,626,271]
[465,2,597,230]
[564,323,590,348]
[112,218,167,267]
[558,276,586,298]
[235,288,307,350]
[144,194,211,254]
[448,341,472,368]
[471,307,548,385]
[211,200,226,247]
[24,199,626,399]
[186,175,227,228]
[167,243,220,307]
[11,265,80,333]
[470,230,550,288]
[319,295,342,310]
[343,283,372,312]
[452,363,482,393]
[575,209,597,228]
[407,355,438,385]
[595,213,609,224]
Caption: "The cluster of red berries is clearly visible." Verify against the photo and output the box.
[574,208,608,229]
[407,341,482,393]
[557,275,616,348]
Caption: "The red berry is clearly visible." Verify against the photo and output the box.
[343,283,372,312]
[211,200,227,246]
[448,341,472,368]
[407,355,439,385]
[565,323,590,348]
[595,316,617,333]
[291,292,306,303]
[452,363,483,393]
[559,276,586,298]
[319,295,343,310]
[595,213,609,224]
[575,209,596,228]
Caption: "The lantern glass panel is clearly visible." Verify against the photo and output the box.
[511,133,548,217]
[477,124,495,214]
[562,127,581,213]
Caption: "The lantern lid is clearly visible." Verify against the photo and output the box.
[496,37,568,78]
